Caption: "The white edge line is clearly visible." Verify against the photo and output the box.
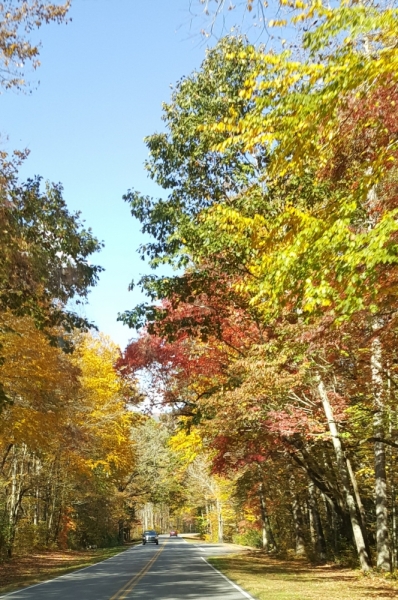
[201,556,256,600]
[0,545,140,599]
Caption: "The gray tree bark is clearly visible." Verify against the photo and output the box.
[216,498,223,543]
[346,457,372,564]
[371,325,391,570]
[258,482,276,551]
[308,482,327,561]
[289,474,306,556]
[318,377,371,571]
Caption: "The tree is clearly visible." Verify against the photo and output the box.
[0,176,103,331]
[0,1,70,91]
[198,6,398,571]
[0,313,78,556]
[121,1,398,571]
[119,36,264,327]
[0,329,140,557]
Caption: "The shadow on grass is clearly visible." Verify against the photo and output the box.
[209,552,398,599]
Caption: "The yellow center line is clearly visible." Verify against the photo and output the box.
[109,541,167,600]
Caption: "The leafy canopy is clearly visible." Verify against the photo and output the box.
[0,0,70,91]
[0,176,103,329]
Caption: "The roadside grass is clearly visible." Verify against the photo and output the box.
[208,552,398,600]
[0,543,140,595]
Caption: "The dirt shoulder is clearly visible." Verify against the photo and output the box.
[0,546,131,595]
[208,552,398,600]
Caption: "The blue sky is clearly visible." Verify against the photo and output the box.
[1,0,267,350]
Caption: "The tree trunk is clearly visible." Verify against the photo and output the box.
[47,461,59,544]
[118,519,124,544]
[371,325,391,571]
[259,488,269,551]
[7,444,29,557]
[32,455,39,527]
[7,446,18,557]
[308,499,316,547]
[392,479,397,571]
[206,503,212,539]
[318,377,371,571]
[216,498,223,543]
[346,457,372,564]
[308,482,327,562]
[258,483,276,551]
[289,475,306,556]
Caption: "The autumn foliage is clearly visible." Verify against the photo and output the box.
[120,2,398,571]
[0,325,140,558]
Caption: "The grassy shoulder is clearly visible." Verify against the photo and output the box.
[208,552,398,600]
[0,543,139,595]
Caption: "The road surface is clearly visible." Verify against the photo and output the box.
[0,536,254,600]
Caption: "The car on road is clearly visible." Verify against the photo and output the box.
[169,530,178,537]
[142,530,159,545]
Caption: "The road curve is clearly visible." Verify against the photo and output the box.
[0,536,254,600]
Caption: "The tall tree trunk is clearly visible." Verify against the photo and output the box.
[371,324,391,571]
[47,460,59,544]
[216,498,223,543]
[7,444,28,558]
[118,519,124,544]
[7,446,18,558]
[258,482,276,551]
[308,498,316,547]
[206,503,212,539]
[149,503,153,529]
[317,377,371,571]
[33,456,40,527]
[259,484,269,551]
[346,457,372,564]
[392,479,397,571]
[308,482,327,562]
[320,492,333,547]
[289,475,306,556]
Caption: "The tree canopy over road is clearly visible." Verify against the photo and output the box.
[119,0,398,573]
[2,0,398,585]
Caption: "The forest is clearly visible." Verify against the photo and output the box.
[1,0,398,578]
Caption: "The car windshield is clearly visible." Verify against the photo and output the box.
[143,530,156,535]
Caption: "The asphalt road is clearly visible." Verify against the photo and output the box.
[0,536,254,600]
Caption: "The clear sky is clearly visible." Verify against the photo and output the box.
[1,0,267,350]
